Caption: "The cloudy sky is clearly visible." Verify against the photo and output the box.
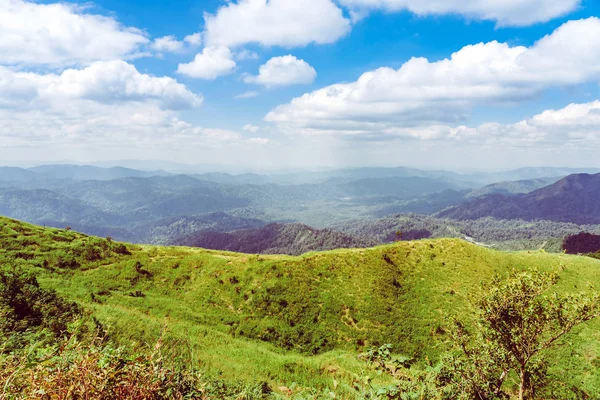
[1,0,600,171]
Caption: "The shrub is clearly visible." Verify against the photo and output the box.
[113,243,131,255]
[0,266,81,338]
[562,232,600,254]
[0,325,273,400]
[358,269,600,400]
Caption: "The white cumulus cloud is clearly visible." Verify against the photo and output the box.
[184,33,202,46]
[151,36,185,52]
[243,124,260,133]
[203,0,351,48]
[0,61,202,110]
[0,62,269,154]
[266,18,600,138]
[244,55,316,87]
[236,49,260,61]
[177,47,237,79]
[0,0,149,66]
[339,0,581,26]
[404,100,600,146]
[151,34,202,54]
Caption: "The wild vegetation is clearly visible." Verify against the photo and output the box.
[1,216,599,398]
[0,267,271,399]
[356,269,599,399]
[562,232,600,255]
[336,214,600,252]
[173,223,375,256]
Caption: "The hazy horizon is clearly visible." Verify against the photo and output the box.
[3,159,600,175]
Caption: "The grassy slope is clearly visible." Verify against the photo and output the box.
[1,216,599,396]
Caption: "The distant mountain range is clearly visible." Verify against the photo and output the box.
[466,177,562,198]
[1,164,600,246]
[180,166,600,186]
[0,165,476,241]
[439,174,600,224]
[0,165,171,189]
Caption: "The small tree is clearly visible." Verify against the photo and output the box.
[450,269,599,399]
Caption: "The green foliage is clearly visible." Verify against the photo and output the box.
[1,217,600,397]
[0,267,271,399]
[365,269,600,400]
[0,323,276,400]
[451,269,600,399]
[337,213,600,252]
[0,266,80,350]
[0,217,134,271]
[174,223,374,256]
[360,344,413,375]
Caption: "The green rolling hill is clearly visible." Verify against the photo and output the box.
[1,216,599,397]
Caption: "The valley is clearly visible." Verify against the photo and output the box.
[3,165,600,257]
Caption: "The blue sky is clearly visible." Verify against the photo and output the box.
[1,0,600,171]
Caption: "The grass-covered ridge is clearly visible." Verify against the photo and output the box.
[1,216,599,397]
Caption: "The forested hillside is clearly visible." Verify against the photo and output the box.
[173,223,375,255]
[466,177,561,198]
[439,174,600,224]
[336,213,600,252]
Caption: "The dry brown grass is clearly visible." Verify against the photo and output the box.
[0,330,207,400]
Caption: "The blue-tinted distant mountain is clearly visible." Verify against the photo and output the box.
[467,177,563,198]
[0,164,172,189]
[337,176,465,199]
[462,167,600,185]
[7,163,598,188]
[186,167,474,187]
[0,175,252,241]
[267,167,476,186]
[29,164,171,181]
[193,166,600,187]
[370,189,469,217]
[6,163,600,245]
[194,172,272,185]
[439,174,600,224]
[57,175,249,217]
[0,167,38,183]
[0,188,98,222]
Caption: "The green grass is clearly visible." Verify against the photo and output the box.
[1,216,599,397]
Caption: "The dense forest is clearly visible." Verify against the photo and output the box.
[562,232,600,254]
[336,214,600,252]
[173,223,375,255]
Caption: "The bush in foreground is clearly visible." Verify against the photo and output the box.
[361,269,600,399]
